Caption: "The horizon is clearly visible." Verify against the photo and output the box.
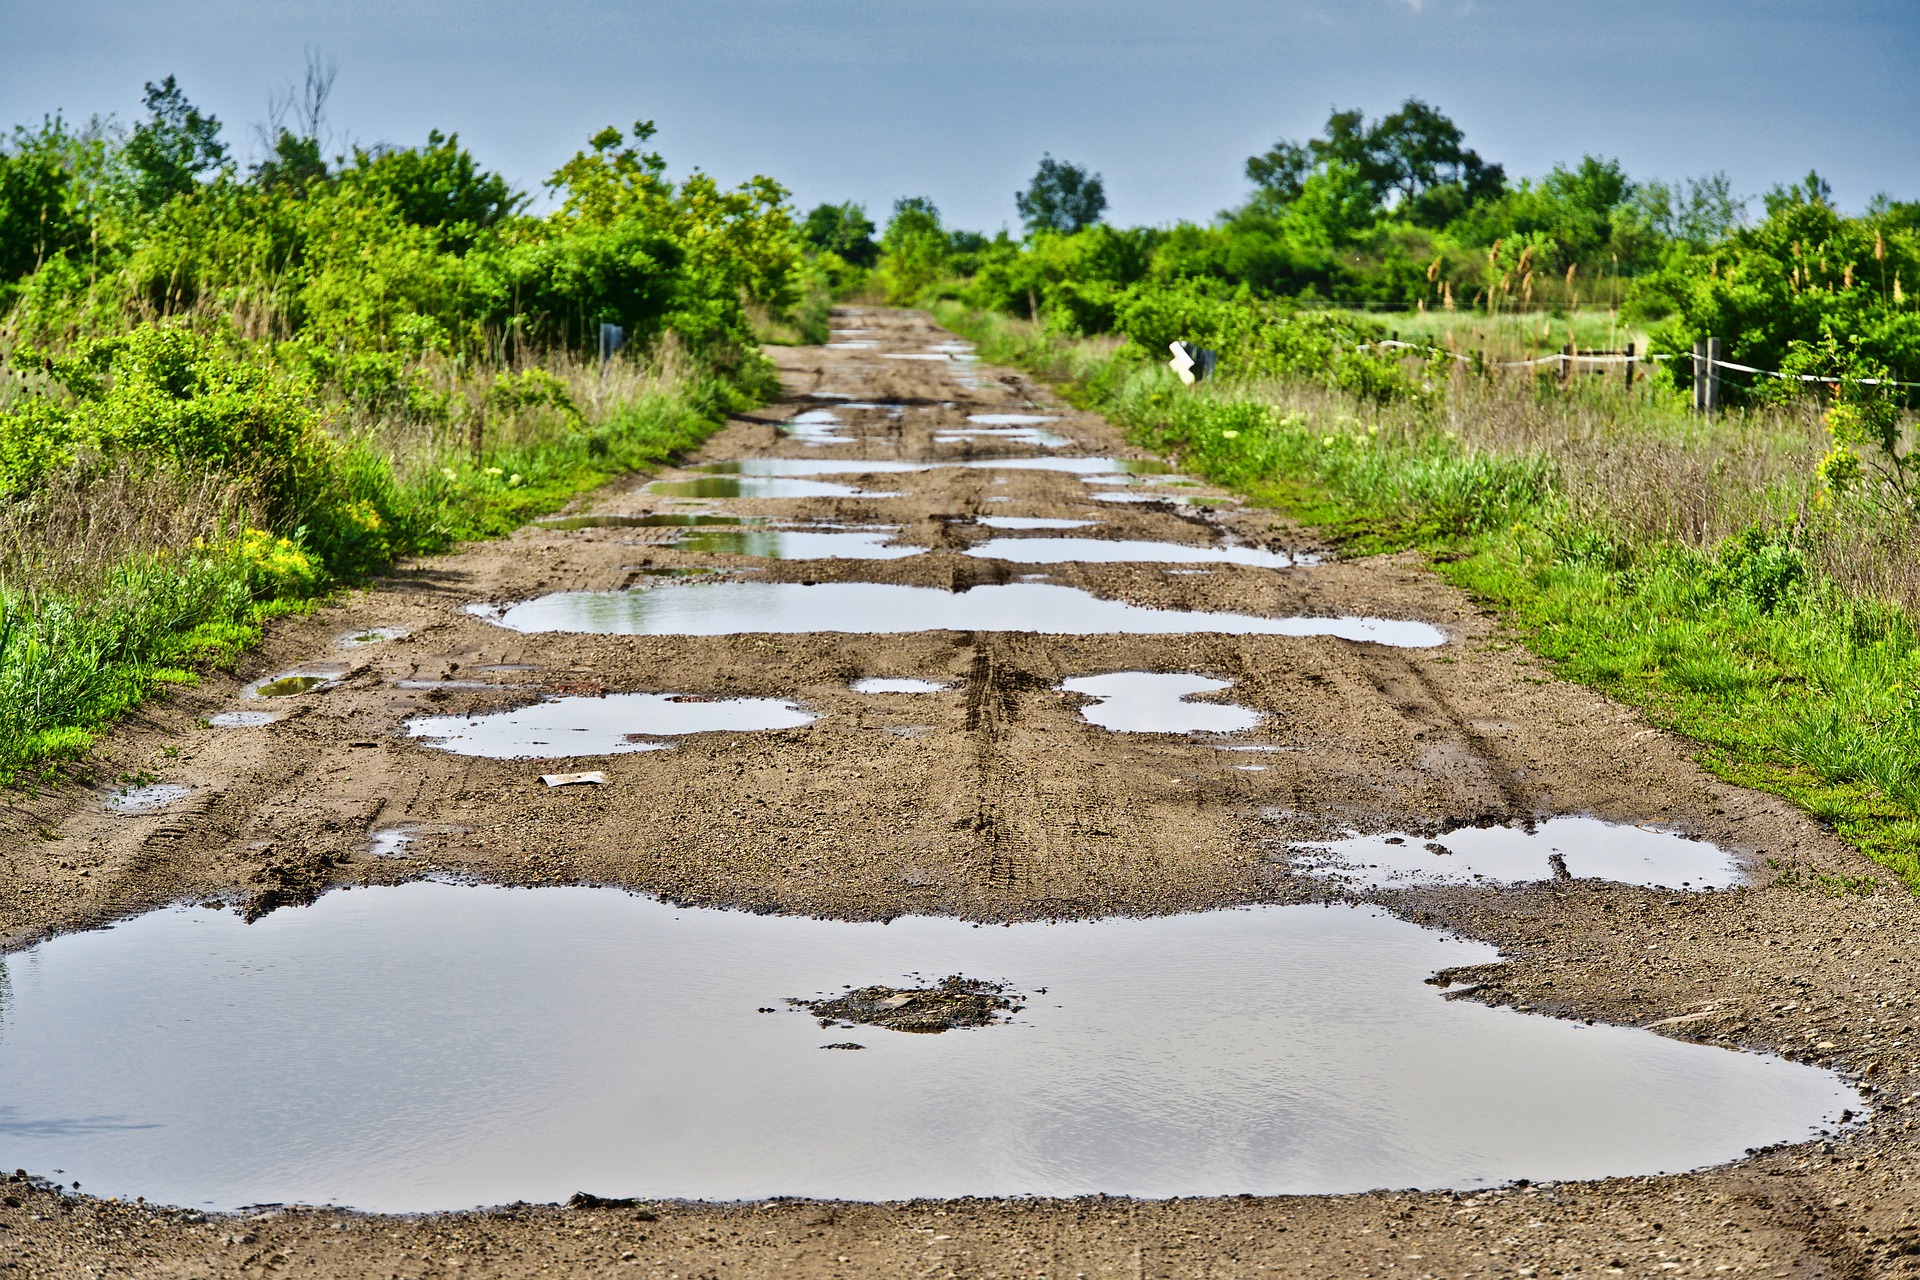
[3,0,1916,230]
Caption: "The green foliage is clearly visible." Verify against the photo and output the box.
[1015,155,1107,235]
[122,77,227,211]
[875,196,950,304]
[801,201,877,268]
[1637,184,1920,403]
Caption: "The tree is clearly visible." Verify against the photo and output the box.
[347,131,521,251]
[251,52,335,193]
[1246,98,1502,224]
[875,196,949,303]
[1015,155,1107,235]
[800,201,877,266]
[0,119,90,284]
[122,76,227,209]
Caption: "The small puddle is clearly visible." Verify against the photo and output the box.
[825,341,876,349]
[246,672,340,699]
[368,828,415,858]
[338,626,407,648]
[478,582,1448,645]
[406,693,817,759]
[536,513,761,530]
[691,458,1170,478]
[976,516,1096,530]
[671,528,923,560]
[881,352,951,361]
[851,677,950,694]
[780,409,853,447]
[935,427,1072,448]
[646,476,880,499]
[1060,673,1260,734]
[207,711,281,728]
[1295,817,1747,891]
[969,537,1308,568]
[967,414,1059,425]
[101,783,191,815]
[1092,492,1187,505]
[0,884,1855,1211]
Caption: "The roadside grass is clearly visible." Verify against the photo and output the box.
[937,300,1920,891]
[0,349,744,787]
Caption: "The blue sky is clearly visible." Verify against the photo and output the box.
[3,0,1915,231]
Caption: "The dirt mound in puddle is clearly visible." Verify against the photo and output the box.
[790,974,1023,1032]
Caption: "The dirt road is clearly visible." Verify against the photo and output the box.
[2,307,1918,1277]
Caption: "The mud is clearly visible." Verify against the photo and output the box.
[3,305,1920,1277]
[790,974,1024,1033]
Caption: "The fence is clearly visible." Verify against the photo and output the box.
[1358,337,1920,414]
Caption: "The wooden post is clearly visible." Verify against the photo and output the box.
[1624,341,1636,391]
[1705,336,1723,415]
[1692,340,1709,413]
[1560,343,1574,389]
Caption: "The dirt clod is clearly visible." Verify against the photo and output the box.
[790,975,1023,1033]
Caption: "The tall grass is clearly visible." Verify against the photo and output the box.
[0,342,738,784]
[938,300,1920,889]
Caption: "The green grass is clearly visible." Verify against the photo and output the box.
[938,300,1920,891]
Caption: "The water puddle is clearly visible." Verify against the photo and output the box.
[207,711,281,728]
[406,693,817,759]
[851,677,950,694]
[969,537,1307,568]
[1060,673,1260,734]
[338,626,407,648]
[976,516,1097,530]
[246,672,341,699]
[478,582,1448,645]
[691,457,1170,478]
[1294,817,1747,891]
[881,352,951,361]
[536,513,761,530]
[779,409,853,447]
[368,828,415,858]
[646,476,881,500]
[0,884,1854,1211]
[670,528,924,560]
[967,414,1059,425]
[825,341,877,349]
[101,783,191,815]
[935,427,1072,448]
[1092,492,1187,505]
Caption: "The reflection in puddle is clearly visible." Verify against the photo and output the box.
[976,516,1097,530]
[1061,673,1260,734]
[670,529,924,560]
[935,427,1072,448]
[339,626,407,648]
[537,513,760,530]
[969,537,1308,568]
[247,672,339,698]
[102,784,191,814]
[479,582,1449,645]
[851,677,950,694]
[647,476,879,500]
[967,414,1059,425]
[780,409,852,447]
[693,457,1171,478]
[825,341,876,349]
[207,711,281,728]
[406,693,816,759]
[0,884,1854,1211]
[1296,817,1746,891]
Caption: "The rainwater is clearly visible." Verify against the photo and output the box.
[477,582,1448,645]
[1061,673,1260,734]
[0,884,1854,1212]
[1295,817,1747,891]
[406,694,816,759]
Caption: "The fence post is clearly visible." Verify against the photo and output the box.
[1560,343,1574,389]
[1624,341,1636,391]
[1705,336,1723,415]
[1692,340,1709,413]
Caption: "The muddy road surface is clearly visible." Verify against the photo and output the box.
[3,307,1918,1277]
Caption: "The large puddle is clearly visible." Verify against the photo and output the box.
[0,884,1852,1212]
[645,476,880,499]
[1061,673,1260,734]
[690,457,1170,478]
[1295,817,1747,891]
[476,582,1448,644]
[406,694,816,759]
[968,537,1306,568]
